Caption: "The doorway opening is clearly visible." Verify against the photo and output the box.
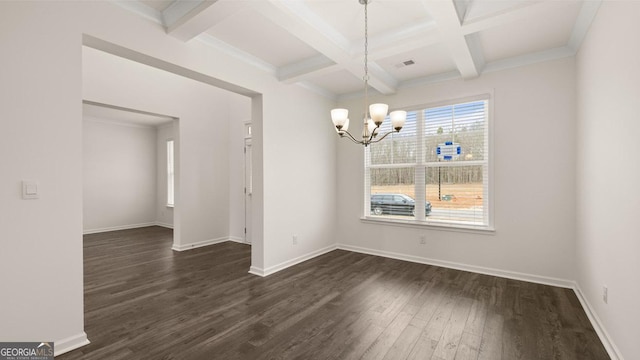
[244,121,252,244]
[81,101,177,237]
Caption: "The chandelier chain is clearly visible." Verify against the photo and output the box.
[363,0,369,122]
[364,0,368,81]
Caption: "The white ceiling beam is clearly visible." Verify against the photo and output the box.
[567,0,602,52]
[83,34,258,97]
[453,0,473,23]
[111,1,163,25]
[483,46,574,74]
[165,0,248,42]
[466,32,485,74]
[163,0,211,29]
[421,0,480,79]
[343,60,397,94]
[277,55,338,84]
[460,1,560,35]
[251,0,398,95]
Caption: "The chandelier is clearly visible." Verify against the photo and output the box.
[330,0,406,147]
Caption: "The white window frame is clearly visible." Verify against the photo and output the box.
[166,139,175,208]
[363,94,494,233]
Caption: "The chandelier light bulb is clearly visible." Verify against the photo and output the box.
[369,103,388,125]
[331,108,349,129]
[390,110,407,131]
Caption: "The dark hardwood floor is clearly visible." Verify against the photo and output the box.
[58,226,609,360]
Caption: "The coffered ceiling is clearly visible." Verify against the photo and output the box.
[120,0,601,99]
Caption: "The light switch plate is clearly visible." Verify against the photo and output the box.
[22,181,39,199]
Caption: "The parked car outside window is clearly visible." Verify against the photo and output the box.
[370,194,431,217]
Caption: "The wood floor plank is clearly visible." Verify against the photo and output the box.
[477,310,505,360]
[382,317,427,360]
[57,227,610,360]
[455,331,481,360]
[406,327,439,360]
[464,286,489,337]
[359,310,415,360]
[431,297,474,360]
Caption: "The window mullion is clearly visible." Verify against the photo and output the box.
[364,146,371,217]
[414,110,425,220]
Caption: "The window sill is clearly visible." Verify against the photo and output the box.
[166,204,174,209]
[360,216,495,235]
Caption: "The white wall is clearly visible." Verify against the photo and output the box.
[0,2,86,352]
[0,1,336,352]
[576,2,640,359]
[83,118,158,233]
[156,122,176,228]
[261,85,337,273]
[337,58,577,284]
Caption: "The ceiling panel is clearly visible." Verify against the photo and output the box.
[464,0,537,22]
[303,0,432,43]
[206,8,320,67]
[376,43,458,82]
[479,1,582,63]
[306,69,365,95]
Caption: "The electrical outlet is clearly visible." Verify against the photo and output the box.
[419,235,426,245]
[292,234,298,245]
[602,285,608,304]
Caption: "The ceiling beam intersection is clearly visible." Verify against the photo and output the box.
[252,0,398,95]
[421,0,480,79]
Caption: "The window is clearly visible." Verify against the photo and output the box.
[244,122,252,139]
[366,96,491,229]
[167,140,175,207]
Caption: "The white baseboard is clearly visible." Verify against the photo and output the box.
[249,244,338,277]
[337,243,574,289]
[228,236,248,244]
[171,237,229,251]
[572,283,624,360]
[248,266,266,277]
[83,222,157,235]
[54,332,90,356]
[155,221,174,229]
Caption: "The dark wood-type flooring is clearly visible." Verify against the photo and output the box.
[59,226,609,360]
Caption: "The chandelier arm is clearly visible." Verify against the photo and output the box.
[367,123,381,143]
[339,129,365,144]
[369,130,398,144]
